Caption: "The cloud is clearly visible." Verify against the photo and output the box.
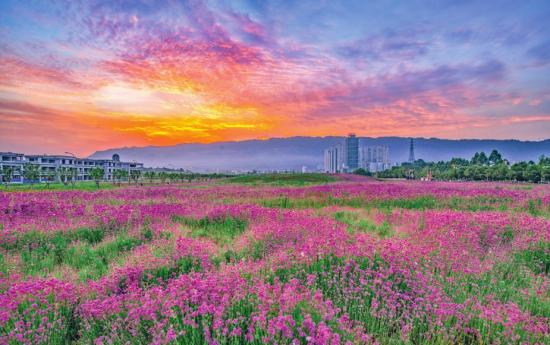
[283,60,507,114]
[527,40,550,65]
[0,57,86,90]
[337,29,430,61]
[0,0,549,154]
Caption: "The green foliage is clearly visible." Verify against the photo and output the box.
[72,227,106,245]
[377,196,437,210]
[0,165,15,187]
[22,163,40,184]
[443,255,550,320]
[353,168,371,176]
[136,256,204,289]
[173,215,247,245]
[89,167,105,188]
[144,171,156,183]
[58,167,76,186]
[113,169,129,185]
[0,253,6,276]
[130,169,141,184]
[227,173,336,186]
[66,233,143,281]
[488,149,503,165]
[41,168,57,188]
[2,228,105,252]
[13,227,143,280]
[378,149,550,183]
[499,226,514,244]
[333,211,394,237]
[260,194,519,214]
[514,241,549,275]
[0,181,116,192]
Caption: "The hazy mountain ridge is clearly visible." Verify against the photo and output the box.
[89,137,550,171]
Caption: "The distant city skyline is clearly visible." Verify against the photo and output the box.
[1,134,550,159]
[1,1,550,156]
[324,134,392,173]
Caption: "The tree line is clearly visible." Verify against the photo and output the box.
[372,150,550,183]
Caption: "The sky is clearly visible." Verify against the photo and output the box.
[1,0,549,156]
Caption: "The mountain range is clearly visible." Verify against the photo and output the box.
[89,137,550,171]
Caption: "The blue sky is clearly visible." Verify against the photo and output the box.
[1,0,549,154]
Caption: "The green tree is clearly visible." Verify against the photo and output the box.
[524,164,541,183]
[490,164,509,181]
[169,172,179,184]
[449,157,469,166]
[58,167,72,186]
[23,163,40,186]
[130,169,141,185]
[70,167,77,185]
[471,152,488,165]
[113,169,128,186]
[158,171,168,184]
[182,173,191,183]
[353,168,371,176]
[541,165,550,183]
[488,150,503,165]
[90,167,104,189]
[539,155,550,166]
[463,166,472,180]
[0,166,14,188]
[144,171,156,184]
[41,169,56,188]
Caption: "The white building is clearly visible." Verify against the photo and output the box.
[359,146,391,172]
[0,152,144,184]
[324,144,344,173]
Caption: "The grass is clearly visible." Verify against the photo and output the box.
[514,241,550,276]
[19,231,143,280]
[263,254,547,344]
[118,255,205,291]
[226,173,337,186]
[1,227,106,251]
[0,181,116,192]
[259,195,539,214]
[4,227,148,281]
[333,211,393,237]
[2,179,548,344]
[442,242,550,320]
[65,233,143,281]
[172,215,247,245]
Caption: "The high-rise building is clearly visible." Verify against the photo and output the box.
[360,146,391,172]
[324,144,344,173]
[408,138,415,164]
[344,133,359,171]
[323,135,392,174]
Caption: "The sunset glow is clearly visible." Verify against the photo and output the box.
[1,0,549,155]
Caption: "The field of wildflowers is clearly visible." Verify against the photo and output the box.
[0,176,548,344]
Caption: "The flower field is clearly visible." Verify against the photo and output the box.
[0,177,548,344]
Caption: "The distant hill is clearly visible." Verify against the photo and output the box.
[89,136,550,171]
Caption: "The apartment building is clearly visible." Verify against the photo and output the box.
[359,145,391,172]
[323,144,344,173]
[0,152,144,183]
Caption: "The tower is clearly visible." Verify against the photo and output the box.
[344,133,359,171]
[408,138,415,164]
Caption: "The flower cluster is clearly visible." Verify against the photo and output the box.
[0,180,548,344]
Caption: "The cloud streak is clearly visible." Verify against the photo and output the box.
[0,0,549,155]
